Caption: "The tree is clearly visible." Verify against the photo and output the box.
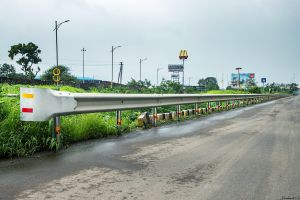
[40,65,78,82]
[198,77,219,90]
[8,42,41,80]
[157,80,184,93]
[289,83,298,94]
[245,79,257,88]
[127,78,152,88]
[0,63,16,78]
[248,86,261,94]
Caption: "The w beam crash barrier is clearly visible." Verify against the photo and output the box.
[20,88,287,122]
[20,87,289,142]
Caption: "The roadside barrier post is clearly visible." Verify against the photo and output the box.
[207,102,211,113]
[153,107,157,127]
[176,105,181,121]
[194,103,198,115]
[217,101,221,111]
[54,116,61,150]
[116,110,122,126]
[226,100,229,110]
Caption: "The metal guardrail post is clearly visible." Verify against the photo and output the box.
[207,102,211,113]
[176,105,181,121]
[226,100,229,110]
[54,116,61,150]
[194,103,198,115]
[116,110,122,126]
[152,107,157,127]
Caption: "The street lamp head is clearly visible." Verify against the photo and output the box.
[141,58,147,62]
[235,67,242,70]
[112,45,121,52]
[54,20,70,31]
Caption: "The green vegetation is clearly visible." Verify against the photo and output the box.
[198,77,219,90]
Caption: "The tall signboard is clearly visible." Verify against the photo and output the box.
[168,64,184,83]
[231,73,255,88]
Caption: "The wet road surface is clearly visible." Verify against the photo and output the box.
[0,96,299,200]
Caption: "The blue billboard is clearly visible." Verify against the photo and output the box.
[231,73,255,87]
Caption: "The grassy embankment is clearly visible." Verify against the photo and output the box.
[0,84,249,158]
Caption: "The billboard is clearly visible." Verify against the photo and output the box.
[168,64,184,72]
[231,73,255,87]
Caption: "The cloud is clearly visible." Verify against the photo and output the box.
[0,0,299,85]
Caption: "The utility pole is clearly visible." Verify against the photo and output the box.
[81,48,86,83]
[118,62,123,84]
[156,67,162,86]
[139,58,147,82]
[111,45,121,88]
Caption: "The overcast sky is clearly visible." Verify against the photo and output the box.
[1,0,299,87]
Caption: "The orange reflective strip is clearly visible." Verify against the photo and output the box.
[22,93,34,99]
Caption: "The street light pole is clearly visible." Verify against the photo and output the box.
[81,48,86,83]
[111,45,121,88]
[54,21,70,70]
[139,58,147,82]
[156,67,162,86]
[53,20,70,85]
[53,20,69,147]
[55,21,58,72]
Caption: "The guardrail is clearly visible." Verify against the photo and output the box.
[20,88,287,141]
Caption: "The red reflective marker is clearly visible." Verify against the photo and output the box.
[22,108,33,113]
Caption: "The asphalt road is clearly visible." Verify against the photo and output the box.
[0,96,299,200]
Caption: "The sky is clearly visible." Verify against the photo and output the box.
[0,0,299,87]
